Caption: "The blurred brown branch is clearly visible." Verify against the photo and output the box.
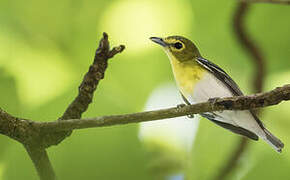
[234,3,265,94]
[240,0,290,4]
[214,1,268,179]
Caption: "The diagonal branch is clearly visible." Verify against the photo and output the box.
[0,33,125,180]
[43,32,125,148]
[60,32,125,121]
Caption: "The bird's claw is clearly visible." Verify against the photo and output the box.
[208,97,219,104]
[177,103,186,109]
[176,104,194,118]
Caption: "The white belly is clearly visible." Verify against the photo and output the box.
[183,73,264,135]
[190,73,233,103]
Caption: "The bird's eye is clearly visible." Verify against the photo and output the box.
[174,42,183,49]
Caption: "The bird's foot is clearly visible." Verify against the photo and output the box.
[208,97,219,104]
[177,103,186,109]
[176,104,195,118]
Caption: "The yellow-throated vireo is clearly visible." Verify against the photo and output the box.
[150,35,284,153]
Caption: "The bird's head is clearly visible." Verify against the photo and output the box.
[150,36,201,62]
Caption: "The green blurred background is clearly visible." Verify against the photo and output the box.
[0,0,290,179]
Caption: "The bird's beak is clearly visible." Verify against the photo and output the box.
[150,37,167,47]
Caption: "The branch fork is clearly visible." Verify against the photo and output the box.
[0,32,289,180]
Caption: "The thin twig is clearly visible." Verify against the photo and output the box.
[240,0,290,5]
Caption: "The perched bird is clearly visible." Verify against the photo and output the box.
[150,35,284,152]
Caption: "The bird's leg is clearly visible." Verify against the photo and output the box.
[176,104,195,118]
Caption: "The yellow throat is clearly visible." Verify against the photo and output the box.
[166,51,206,97]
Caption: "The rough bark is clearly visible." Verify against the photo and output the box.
[0,33,124,180]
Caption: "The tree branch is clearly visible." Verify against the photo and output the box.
[44,32,125,147]
[240,0,290,4]
[25,146,56,180]
[0,108,27,143]
[1,84,289,139]
[0,33,125,180]
[0,31,288,180]
[1,86,289,180]
[1,105,56,180]
[33,84,290,132]
[0,85,289,180]
[60,32,125,121]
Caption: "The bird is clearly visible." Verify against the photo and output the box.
[150,35,284,152]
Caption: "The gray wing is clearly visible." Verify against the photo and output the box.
[196,57,265,127]
[183,57,264,140]
[196,57,243,96]
[200,113,258,140]
[181,90,259,140]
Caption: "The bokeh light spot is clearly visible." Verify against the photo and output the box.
[100,0,194,53]
[6,47,75,108]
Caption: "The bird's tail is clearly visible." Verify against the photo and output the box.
[263,128,284,153]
